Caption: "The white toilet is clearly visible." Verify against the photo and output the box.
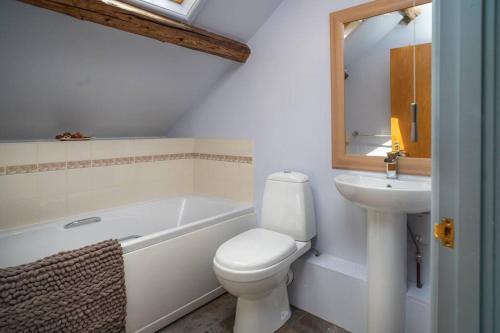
[213,171,316,333]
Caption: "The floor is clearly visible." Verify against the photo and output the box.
[158,293,350,333]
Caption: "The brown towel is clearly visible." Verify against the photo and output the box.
[0,240,127,333]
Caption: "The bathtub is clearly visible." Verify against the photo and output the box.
[0,195,256,333]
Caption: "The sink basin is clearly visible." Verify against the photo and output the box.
[334,173,431,333]
[334,174,431,213]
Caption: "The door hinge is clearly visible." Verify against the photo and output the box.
[434,217,455,248]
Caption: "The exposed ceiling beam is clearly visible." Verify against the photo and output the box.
[18,0,251,63]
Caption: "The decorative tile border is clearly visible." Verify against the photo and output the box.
[135,155,153,163]
[0,153,253,176]
[92,158,116,167]
[115,157,134,165]
[6,164,37,175]
[196,153,253,164]
[153,154,170,162]
[38,162,67,172]
[67,160,92,169]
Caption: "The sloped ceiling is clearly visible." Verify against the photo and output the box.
[0,0,284,140]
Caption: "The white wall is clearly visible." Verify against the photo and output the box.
[170,0,371,265]
[0,0,283,140]
[169,1,431,330]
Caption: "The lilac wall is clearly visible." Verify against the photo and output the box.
[169,0,430,276]
[169,0,370,264]
[169,3,432,329]
[0,0,283,140]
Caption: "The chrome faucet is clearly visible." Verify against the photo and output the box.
[384,147,405,179]
[384,152,399,179]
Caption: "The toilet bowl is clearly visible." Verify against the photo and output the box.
[213,172,316,333]
[214,228,311,333]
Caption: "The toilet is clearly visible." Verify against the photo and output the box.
[213,171,316,333]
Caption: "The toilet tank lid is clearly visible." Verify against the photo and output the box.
[267,171,309,183]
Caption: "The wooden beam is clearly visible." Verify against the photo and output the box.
[18,0,251,63]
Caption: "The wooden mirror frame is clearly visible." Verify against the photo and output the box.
[330,0,432,176]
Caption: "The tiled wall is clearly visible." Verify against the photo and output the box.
[0,138,253,230]
[194,139,253,202]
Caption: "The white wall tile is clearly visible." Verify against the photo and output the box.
[67,168,95,193]
[0,173,38,200]
[66,141,92,161]
[195,139,253,156]
[37,170,67,196]
[39,195,67,222]
[163,138,196,154]
[91,140,131,159]
[67,191,94,216]
[0,198,40,229]
[135,163,164,182]
[0,138,253,230]
[194,158,253,203]
[0,176,6,201]
[111,165,137,186]
[38,142,67,163]
[0,143,37,166]
[129,139,162,156]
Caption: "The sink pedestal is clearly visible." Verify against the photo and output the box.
[334,174,431,333]
[367,210,407,333]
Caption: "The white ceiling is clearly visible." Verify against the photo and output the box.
[0,0,284,140]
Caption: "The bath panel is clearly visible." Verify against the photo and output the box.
[0,195,257,332]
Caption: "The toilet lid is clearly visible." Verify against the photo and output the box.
[215,228,296,271]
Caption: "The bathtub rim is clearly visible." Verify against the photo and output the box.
[0,195,254,252]
[121,205,254,254]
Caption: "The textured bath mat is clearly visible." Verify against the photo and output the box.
[0,239,127,333]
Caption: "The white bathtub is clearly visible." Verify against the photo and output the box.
[0,195,256,333]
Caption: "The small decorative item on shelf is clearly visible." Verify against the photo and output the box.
[55,132,92,141]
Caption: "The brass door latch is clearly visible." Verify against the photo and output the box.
[434,217,455,248]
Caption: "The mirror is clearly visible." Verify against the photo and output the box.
[331,0,432,175]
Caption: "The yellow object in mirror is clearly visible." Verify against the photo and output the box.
[390,43,432,158]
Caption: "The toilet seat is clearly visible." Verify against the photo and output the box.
[215,228,296,271]
[214,229,310,283]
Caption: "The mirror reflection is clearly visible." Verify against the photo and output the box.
[344,3,432,158]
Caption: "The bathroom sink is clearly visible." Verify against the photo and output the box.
[334,173,431,333]
[334,174,431,213]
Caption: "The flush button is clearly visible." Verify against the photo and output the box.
[284,170,291,173]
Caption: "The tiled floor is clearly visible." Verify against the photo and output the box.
[158,293,350,333]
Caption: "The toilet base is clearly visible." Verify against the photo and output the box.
[233,279,291,333]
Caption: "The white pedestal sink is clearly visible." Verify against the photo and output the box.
[334,174,431,333]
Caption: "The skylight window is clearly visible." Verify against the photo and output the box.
[122,0,205,22]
